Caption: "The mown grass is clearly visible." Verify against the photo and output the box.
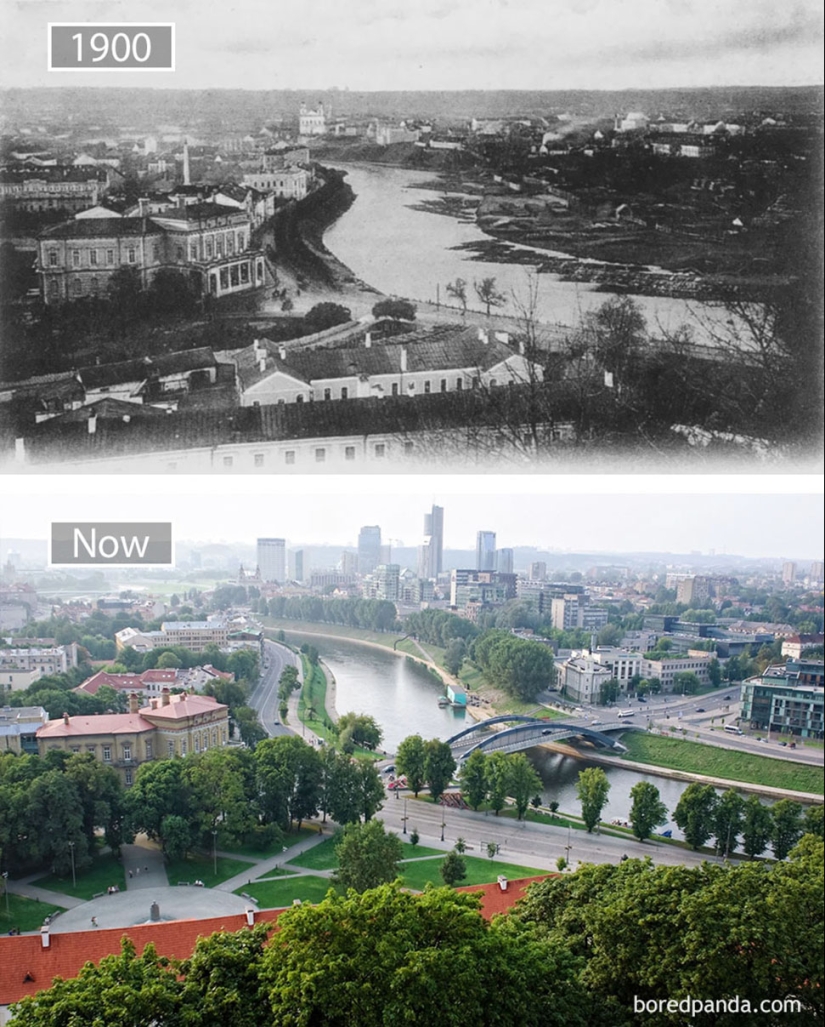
[620,733,824,794]
[236,875,335,908]
[32,852,126,901]
[164,854,254,889]
[288,837,340,871]
[400,855,547,891]
[220,826,318,860]
[256,868,299,880]
[0,893,66,933]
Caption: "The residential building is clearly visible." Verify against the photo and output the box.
[676,576,711,607]
[367,564,400,603]
[450,569,514,610]
[374,122,420,146]
[0,166,107,212]
[782,561,797,585]
[0,706,48,755]
[496,548,514,575]
[36,692,230,785]
[0,643,78,677]
[641,652,713,692]
[358,526,382,576]
[232,327,542,407]
[476,531,497,572]
[241,168,309,200]
[529,562,547,581]
[550,594,609,632]
[782,634,825,660]
[740,663,824,739]
[160,621,229,652]
[258,538,286,583]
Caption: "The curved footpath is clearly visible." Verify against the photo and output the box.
[266,626,821,803]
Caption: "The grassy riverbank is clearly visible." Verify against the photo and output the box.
[618,733,824,795]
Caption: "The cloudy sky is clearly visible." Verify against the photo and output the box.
[2,0,822,91]
[2,478,823,559]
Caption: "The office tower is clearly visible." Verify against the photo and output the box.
[496,548,514,574]
[782,561,797,585]
[257,538,286,583]
[809,561,824,585]
[358,526,382,576]
[374,564,400,602]
[529,561,546,581]
[422,505,444,578]
[291,549,305,583]
[341,551,358,577]
[476,531,496,572]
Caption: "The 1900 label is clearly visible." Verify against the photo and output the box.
[48,23,175,71]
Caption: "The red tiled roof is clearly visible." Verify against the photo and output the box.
[74,671,143,696]
[140,693,227,721]
[0,910,284,1009]
[455,875,554,919]
[37,714,155,738]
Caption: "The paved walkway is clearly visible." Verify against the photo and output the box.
[216,827,330,893]
[121,837,168,890]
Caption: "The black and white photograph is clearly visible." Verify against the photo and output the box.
[0,1,822,473]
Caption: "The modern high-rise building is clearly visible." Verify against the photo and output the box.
[257,538,286,583]
[291,549,305,583]
[421,505,444,579]
[529,561,547,581]
[782,561,797,585]
[496,548,514,574]
[476,531,496,572]
[358,526,382,576]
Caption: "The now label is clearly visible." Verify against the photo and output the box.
[51,523,173,565]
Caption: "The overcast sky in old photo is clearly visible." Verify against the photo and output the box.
[1,0,823,91]
[2,480,823,558]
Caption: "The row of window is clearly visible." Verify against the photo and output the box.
[49,247,134,269]
[215,441,404,470]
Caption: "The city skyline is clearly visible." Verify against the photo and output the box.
[2,489,822,562]
[2,0,822,92]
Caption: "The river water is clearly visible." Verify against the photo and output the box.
[325,163,729,342]
[305,635,753,840]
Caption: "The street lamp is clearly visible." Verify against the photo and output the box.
[212,829,218,876]
[565,825,572,868]
[68,840,76,889]
[401,799,408,835]
[440,815,446,843]
[2,872,9,917]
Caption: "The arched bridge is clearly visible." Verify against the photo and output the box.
[447,715,629,760]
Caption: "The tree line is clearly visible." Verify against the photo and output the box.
[265,596,400,632]
[9,839,823,1026]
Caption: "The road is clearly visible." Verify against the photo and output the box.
[379,787,719,872]
[248,639,300,737]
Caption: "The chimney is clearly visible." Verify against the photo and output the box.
[519,337,525,356]
[477,327,486,342]
[129,693,139,714]
[258,357,266,373]
[161,688,170,706]
[40,926,50,949]
[62,712,70,725]
[138,197,150,217]
[497,875,508,892]
[183,139,191,186]
[400,346,407,373]
[278,345,286,361]
[150,901,160,921]
[364,332,372,348]
[245,908,255,926]
[87,415,97,435]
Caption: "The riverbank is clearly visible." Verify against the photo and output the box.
[548,740,822,803]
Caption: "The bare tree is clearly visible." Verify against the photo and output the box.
[445,277,468,316]
[473,277,506,318]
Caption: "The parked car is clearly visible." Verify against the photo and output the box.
[696,708,706,713]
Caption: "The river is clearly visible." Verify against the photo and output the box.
[324,163,733,342]
[307,636,748,841]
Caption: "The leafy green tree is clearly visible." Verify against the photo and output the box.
[460,748,488,810]
[577,767,610,833]
[440,850,467,886]
[156,651,182,669]
[125,758,189,842]
[673,671,700,695]
[674,782,719,850]
[742,794,774,858]
[254,735,322,830]
[260,884,590,1027]
[355,758,385,822]
[443,637,467,676]
[507,753,543,820]
[160,813,192,861]
[396,734,426,797]
[803,804,824,838]
[771,798,804,860]
[485,751,511,816]
[179,923,271,1027]
[337,712,383,751]
[424,739,456,802]
[182,748,258,849]
[598,678,620,705]
[628,781,668,841]
[707,657,722,687]
[333,819,404,893]
[714,789,745,856]
[409,828,419,849]
[63,752,127,854]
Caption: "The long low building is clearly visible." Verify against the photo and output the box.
[115,621,229,653]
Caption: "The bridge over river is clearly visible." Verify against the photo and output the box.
[447,715,630,761]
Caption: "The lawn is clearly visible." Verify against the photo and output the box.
[164,854,255,889]
[620,733,824,794]
[236,875,335,908]
[298,658,337,742]
[32,852,126,901]
[221,826,318,860]
[400,855,547,891]
[1,894,66,933]
[289,837,339,871]
[256,868,299,880]
[400,843,444,860]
